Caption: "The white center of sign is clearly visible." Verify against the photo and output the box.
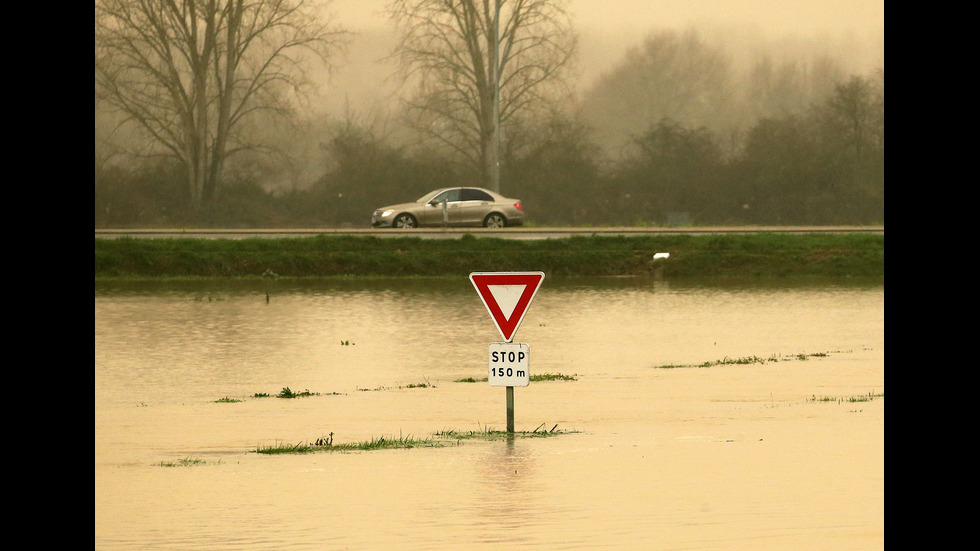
[487,285,526,320]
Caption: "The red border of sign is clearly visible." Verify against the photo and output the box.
[469,272,545,342]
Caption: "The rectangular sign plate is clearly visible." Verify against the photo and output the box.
[488,342,530,387]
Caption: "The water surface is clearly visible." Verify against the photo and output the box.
[95,276,884,550]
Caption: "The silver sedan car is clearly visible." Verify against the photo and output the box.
[372,187,525,229]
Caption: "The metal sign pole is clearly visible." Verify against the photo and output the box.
[506,386,515,433]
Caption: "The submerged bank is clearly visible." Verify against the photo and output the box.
[94,233,883,279]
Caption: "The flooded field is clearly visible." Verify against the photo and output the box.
[95,276,884,550]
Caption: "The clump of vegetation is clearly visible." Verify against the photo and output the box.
[654,351,841,369]
[532,372,577,381]
[254,441,318,455]
[214,396,243,403]
[276,387,318,398]
[436,424,574,441]
[255,434,445,454]
[696,355,770,367]
[246,389,343,399]
[403,376,434,389]
[158,457,214,467]
[356,378,435,391]
[330,435,444,452]
[454,372,577,383]
[809,391,883,403]
[254,424,578,455]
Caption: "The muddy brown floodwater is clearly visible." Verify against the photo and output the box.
[95,276,884,550]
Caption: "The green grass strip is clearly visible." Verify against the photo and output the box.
[95,233,883,279]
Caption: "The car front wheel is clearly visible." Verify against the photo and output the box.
[393,214,418,228]
[483,213,506,228]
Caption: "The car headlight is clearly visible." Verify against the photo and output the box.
[381,209,394,217]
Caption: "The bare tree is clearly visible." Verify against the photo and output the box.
[387,0,576,192]
[579,29,732,160]
[95,0,348,209]
[822,74,884,164]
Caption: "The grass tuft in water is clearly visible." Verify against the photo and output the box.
[276,387,318,398]
[331,435,444,451]
[246,389,343,399]
[655,351,842,369]
[158,457,215,467]
[809,391,883,403]
[403,376,435,389]
[356,381,436,391]
[531,372,577,381]
[436,423,576,441]
[254,434,445,454]
[254,441,319,454]
[253,424,578,455]
[454,372,577,383]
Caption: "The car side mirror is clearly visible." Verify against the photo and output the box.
[429,199,442,206]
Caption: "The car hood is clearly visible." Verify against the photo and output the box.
[376,201,422,212]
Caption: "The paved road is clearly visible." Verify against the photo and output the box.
[95,226,883,239]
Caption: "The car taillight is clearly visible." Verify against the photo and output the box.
[514,202,523,211]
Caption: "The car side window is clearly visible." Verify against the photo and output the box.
[432,189,461,204]
[461,188,493,201]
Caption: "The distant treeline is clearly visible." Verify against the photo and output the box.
[95,75,882,229]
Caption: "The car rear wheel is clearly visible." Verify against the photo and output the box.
[483,213,506,228]
[394,213,418,228]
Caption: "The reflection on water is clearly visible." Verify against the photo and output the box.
[472,436,542,544]
[95,276,884,550]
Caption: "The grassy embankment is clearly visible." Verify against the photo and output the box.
[94,233,883,279]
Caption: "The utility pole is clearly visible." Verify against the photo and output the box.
[490,0,501,193]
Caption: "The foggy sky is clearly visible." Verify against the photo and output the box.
[318,0,884,118]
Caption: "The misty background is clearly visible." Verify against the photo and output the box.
[94,0,884,227]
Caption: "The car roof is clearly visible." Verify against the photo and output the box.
[422,186,496,195]
[416,186,515,203]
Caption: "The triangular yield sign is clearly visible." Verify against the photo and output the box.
[469,272,545,342]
